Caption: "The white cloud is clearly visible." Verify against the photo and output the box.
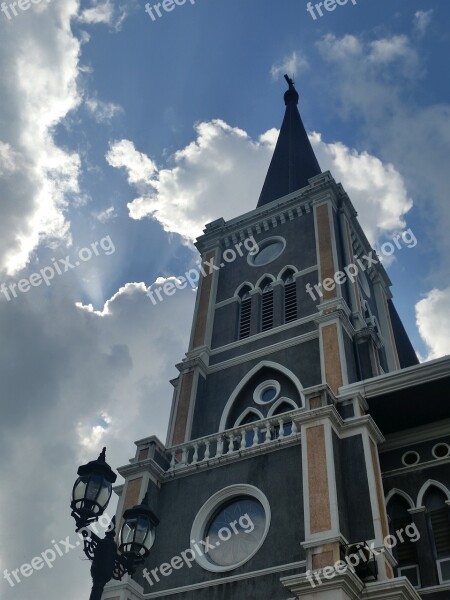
[310,133,412,243]
[270,51,309,80]
[78,0,128,29]
[414,10,433,35]
[0,274,195,600]
[368,35,418,69]
[85,96,123,122]
[93,205,117,222]
[0,0,82,275]
[106,119,411,247]
[315,31,450,282]
[416,288,450,360]
[106,139,158,190]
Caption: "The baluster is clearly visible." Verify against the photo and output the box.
[170,451,176,471]
[278,418,285,439]
[264,424,271,443]
[192,443,198,464]
[291,420,298,435]
[240,429,247,450]
[181,446,188,465]
[203,440,210,461]
[217,435,224,457]
[252,426,259,447]
[227,433,235,454]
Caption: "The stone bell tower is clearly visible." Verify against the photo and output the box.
[101,77,448,600]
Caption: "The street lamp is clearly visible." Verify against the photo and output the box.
[70,448,159,600]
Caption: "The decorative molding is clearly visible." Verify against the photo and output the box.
[267,397,298,417]
[416,479,450,508]
[219,360,305,431]
[207,312,317,356]
[382,456,450,478]
[339,355,450,398]
[234,407,264,427]
[385,488,415,510]
[139,560,306,598]
[380,418,450,453]
[209,330,319,373]
[196,173,339,254]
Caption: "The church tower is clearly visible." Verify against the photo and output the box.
[103,77,450,600]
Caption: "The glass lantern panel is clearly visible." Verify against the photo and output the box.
[121,518,137,545]
[143,528,155,551]
[134,517,149,545]
[85,474,103,502]
[73,477,87,501]
[96,481,112,510]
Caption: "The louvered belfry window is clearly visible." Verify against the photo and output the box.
[284,274,297,323]
[387,496,418,565]
[239,295,252,339]
[430,508,450,557]
[238,286,252,339]
[261,283,274,331]
[425,488,450,558]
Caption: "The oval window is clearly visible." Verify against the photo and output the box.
[248,237,286,267]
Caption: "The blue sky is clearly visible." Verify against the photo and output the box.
[0,1,449,599]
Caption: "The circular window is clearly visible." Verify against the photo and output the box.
[253,380,281,405]
[190,485,271,573]
[205,497,266,567]
[402,451,420,466]
[248,237,286,267]
[432,443,450,459]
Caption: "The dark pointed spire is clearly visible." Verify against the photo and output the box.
[257,75,321,207]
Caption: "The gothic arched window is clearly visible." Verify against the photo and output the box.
[424,487,450,582]
[238,285,252,339]
[282,269,297,323]
[387,495,418,569]
[260,278,274,332]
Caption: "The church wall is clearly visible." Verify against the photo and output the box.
[191,340,321,439]
[333,433,375,543]
[215,212,317,304]
[380,435,450,474]
[135,445,304,595]
[139,568,300,600]
[209,321,316,363]
[382,461,450,507]
[343,331,358,384]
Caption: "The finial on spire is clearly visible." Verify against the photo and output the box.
[283,74,299,106]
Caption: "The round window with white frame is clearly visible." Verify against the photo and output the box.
[190,485,271,573]
[432,443,450,459]
[253,380,280,405]
[402,451,420,466]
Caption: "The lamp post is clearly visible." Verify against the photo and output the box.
[71,448,159,600]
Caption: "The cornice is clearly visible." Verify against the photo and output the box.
[379,418,450,452]
[339,355,450,398]
[195,172,339,252]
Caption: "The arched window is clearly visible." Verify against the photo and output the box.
[271,401,296,437]
[387,495,418,570]
[260,278,274,332]
[424,487,450,582]
[282,270,297,323]
[235,409,264,448]
[238,285,252,339]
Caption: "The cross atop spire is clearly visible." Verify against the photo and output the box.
[257,75,322,207]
